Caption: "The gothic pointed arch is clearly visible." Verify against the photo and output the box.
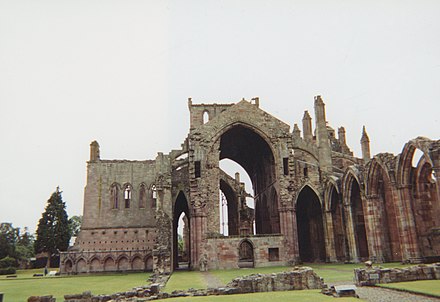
[173,191,190,269]
[366,157,402,261]
[110,182,121,209]
[343,169,369,260]
[295,185,326,262]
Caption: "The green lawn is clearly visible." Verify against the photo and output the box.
[0,262,425,301]
[158,290,359,302]
[379,280,440,297]
[163,270,207,292]
[210,266,288,285]
[0,269,150,301]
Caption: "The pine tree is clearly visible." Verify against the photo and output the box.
[34,187,71,266]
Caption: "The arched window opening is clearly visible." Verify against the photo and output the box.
[110,183,120,209]
[412,149,424,168]
[203,110,210,124]
[219,159,255,236]
[124,184,132,208]
[139,183,147,208]
[151,185,157,209]
[177,212,189,264]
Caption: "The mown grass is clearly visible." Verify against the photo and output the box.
[0,262,425,301]
[379,280,440,297]
[0,269,150,301]
[163,270,207,292]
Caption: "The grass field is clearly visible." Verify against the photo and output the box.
[0,269,150,301]
[0,262,428,301]
[379,280,440,297]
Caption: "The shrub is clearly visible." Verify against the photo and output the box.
[0,256,17,268]
[0,267,16,275]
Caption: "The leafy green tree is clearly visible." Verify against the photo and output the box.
[15,227,35,262]
[0,223,18,259]
[34,187,71,266]
[68,215,82,237]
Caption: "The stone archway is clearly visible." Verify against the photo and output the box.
[103,257,116,272]
[76,258,87,273]
[350,179,369,260]
[330,185,347,261]
[173,191,190,270]
[296,186,326,262]
[219,125,279,235]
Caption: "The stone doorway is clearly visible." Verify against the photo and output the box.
[238,239,254,268]
[296,186,326,262]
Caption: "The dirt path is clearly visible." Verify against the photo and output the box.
[201,272,223,288]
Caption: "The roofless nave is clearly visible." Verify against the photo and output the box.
[60,96,440,274]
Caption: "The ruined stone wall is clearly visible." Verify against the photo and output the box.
[82,160,158,229]
[355,263,440,286]
[204,235,285,269]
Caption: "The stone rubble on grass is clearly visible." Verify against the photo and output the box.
[29,266,323,301]
[355,262,440,286]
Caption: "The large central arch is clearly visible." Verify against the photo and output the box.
[219,124,280,234]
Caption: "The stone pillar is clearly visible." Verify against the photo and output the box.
[279,207,299,263]
[90,140,100,162]
[361,126,371,163]
[292,123,301,139]
[364,194,384,262]
[190,209,207,270]
[396,185,423,262]
[314,96,332,173]
[302,111,313,142]
[344,202,360,262]
[338,127,347,146]
[324,210,337,262]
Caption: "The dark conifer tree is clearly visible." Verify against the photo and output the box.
[34,187,70,266]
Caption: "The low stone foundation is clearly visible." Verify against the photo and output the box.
[354,263,440,286]
[60,267,322,301]
[225,266,322,293]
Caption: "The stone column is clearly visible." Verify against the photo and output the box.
[279,207,299,263]
[364,194,384,262]
[396,184,422,262]
[324,210,337,262]
[190,209,207,270]
[344,202,359,262]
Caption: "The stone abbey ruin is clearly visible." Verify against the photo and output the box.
[60,96,440,274]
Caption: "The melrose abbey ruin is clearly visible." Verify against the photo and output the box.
[60,96,440,274]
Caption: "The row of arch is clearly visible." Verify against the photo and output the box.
[63,254,154,273]
[110,182,157,210]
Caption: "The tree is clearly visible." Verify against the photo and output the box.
[15,227,35,263]
[68,215,82,237]
[0,223,18,259]
[34,187,71,266]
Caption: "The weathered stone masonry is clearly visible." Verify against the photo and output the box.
[60,96,440,274]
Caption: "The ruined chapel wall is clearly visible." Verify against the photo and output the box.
[82,160,159,230]
[205,236,285,269]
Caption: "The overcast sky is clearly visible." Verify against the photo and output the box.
[0,0,439,233]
